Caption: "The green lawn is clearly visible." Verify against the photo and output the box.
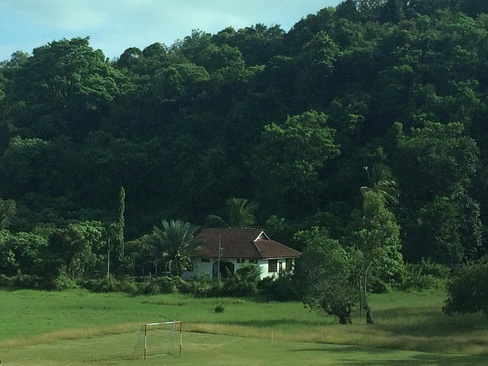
[1,288,487,365]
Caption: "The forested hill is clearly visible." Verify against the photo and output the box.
[1,0,488,267]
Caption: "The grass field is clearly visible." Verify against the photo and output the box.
[1,288,488,365]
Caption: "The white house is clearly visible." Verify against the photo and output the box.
[182,228,300,280]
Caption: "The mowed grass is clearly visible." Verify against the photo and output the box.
[1,288,488,365]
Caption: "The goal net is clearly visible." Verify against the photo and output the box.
[133,321,182,359]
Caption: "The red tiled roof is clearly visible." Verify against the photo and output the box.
[197,228,300,259]
[254,239,301,259]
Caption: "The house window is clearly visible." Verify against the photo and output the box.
[201,258,210,263]
[285,258,293,271]
[248,259,258,264]
[237,258,246,263]
[268,259,278,273]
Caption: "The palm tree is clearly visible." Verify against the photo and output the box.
[205,197,258,228]
[361,164,400,206]
[357,164,401,320]
[227,197,258,228]
[149,219,200,276]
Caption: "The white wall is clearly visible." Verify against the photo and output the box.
[181,259,213,280]
[182,258,295,280]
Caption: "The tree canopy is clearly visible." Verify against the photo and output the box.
[1,1,488,290]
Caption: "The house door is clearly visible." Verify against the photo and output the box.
[213,261,235,278]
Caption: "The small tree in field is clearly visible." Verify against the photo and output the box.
[350,189,404,323]
[294,227,359,324]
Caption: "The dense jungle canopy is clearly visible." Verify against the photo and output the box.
[2,0,488,280]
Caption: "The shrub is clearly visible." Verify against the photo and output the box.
[117,277,139,294]
[0,274,9,288]
[187,273,214,297]
[257,276,274,291]
[214,303,225,313]
[367,276,390,294]
[260,273,300,301]
[142,279,162,295]
[400,260,449,291]
[443,261,488,316]
[0,274,41,289]
[207,279,224,297]
[82,277,120,293]
[138,276,188,295]
[221,264,260,297]
[51,274,78,291]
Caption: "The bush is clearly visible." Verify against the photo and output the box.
[400,260,449,291]
[81,277,121,293]
[259,273,300,301]
[0,274,41,289]
[0,273,80,291]
[0,274,9,288]
[257,276,274,291]
[184,265,261,298]
[7,274,45,290]
[51,274,78,291]
[117,277,139,294]
[417,258,450,278]
[401,274,440,291]
[367,276,390,294]
[142,279,162,295]
[221,264,260,297]
[187,274,214,297]
[139,276,188,295]
[80,276,141,295]
[443,261,488,316]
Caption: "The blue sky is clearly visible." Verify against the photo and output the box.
[0,1,343,61]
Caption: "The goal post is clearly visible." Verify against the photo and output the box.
[133,320,182,359]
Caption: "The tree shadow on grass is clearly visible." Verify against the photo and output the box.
[219,318,332,327]
[292,345,488,365]
[373,307,488,337]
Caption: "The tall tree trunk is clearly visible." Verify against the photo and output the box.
[362,260,374,324]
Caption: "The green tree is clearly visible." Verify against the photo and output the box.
[0,136,50,198]
[48,221,104,279]
[411,192,482,266]
[350,190,404,321]
[114,187,126,261]
[6,37,126,141]
[205,197,257,228]
[393,121,480,264]
[212,24,285,67]
[0,229,48,276]
[361,163,400,206]
[294,227,359,324]
[296,31,340,107]
[0,198,16,229]
[226,197,257,228]
[148,220,200,277]
[252,110,340,219]
[105,187,125,278]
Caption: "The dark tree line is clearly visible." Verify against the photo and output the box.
[1,0,488,286]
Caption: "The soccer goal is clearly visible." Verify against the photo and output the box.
[133,321,182,359]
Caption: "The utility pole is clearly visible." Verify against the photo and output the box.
[217,234,224,280]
